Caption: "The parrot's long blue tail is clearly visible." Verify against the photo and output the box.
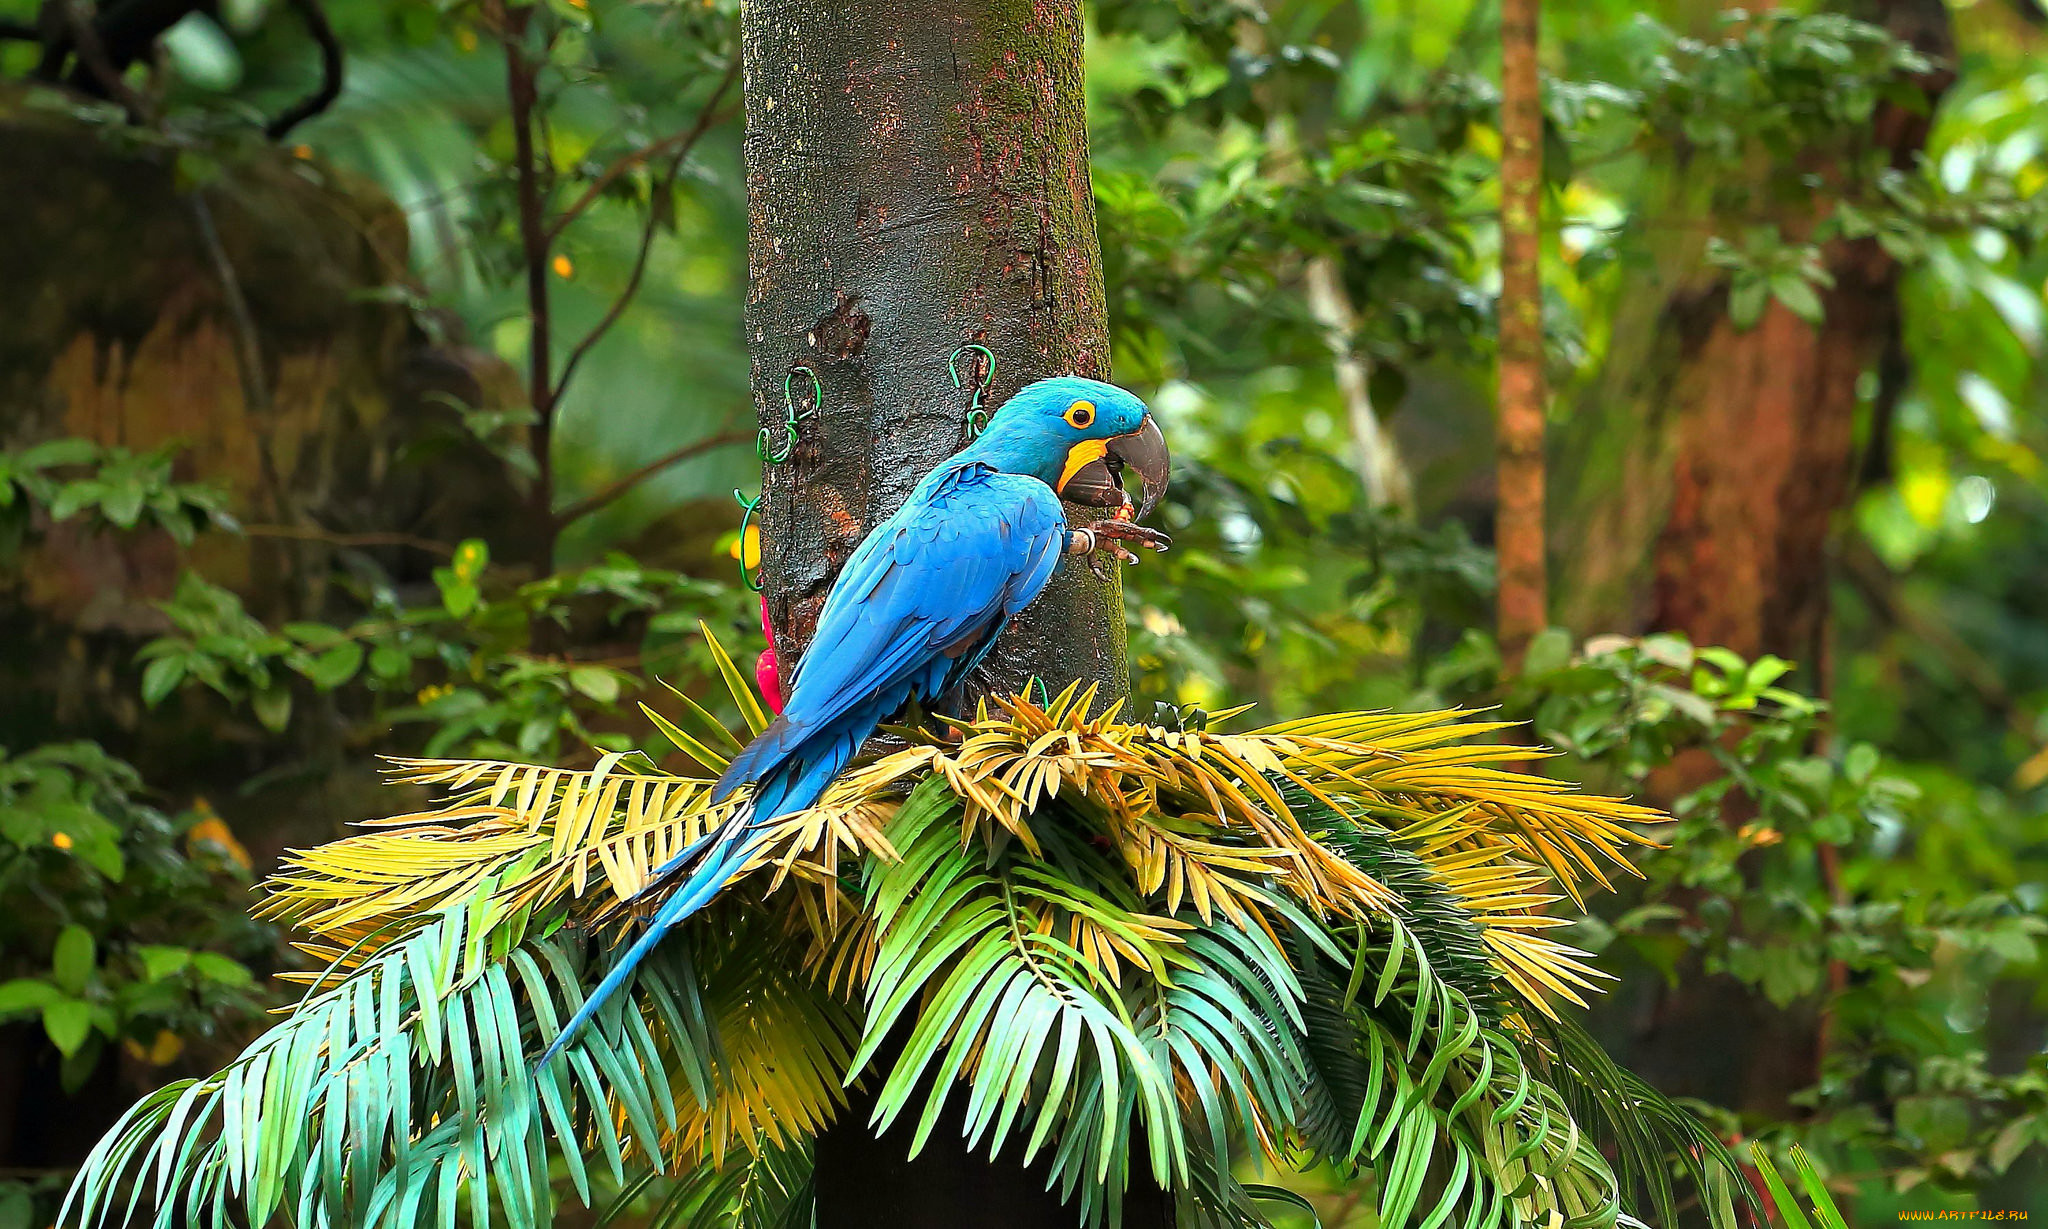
[536,811,759,1065]
[534,713,878,1066]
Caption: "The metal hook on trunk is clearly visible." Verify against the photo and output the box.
[949,345,997,438]
[762,365,823,463]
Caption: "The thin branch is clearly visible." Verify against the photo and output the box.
[1303,255,1411,510]
[189,192,269,419]
[543,56,740,243]
[60,0,147,121]
[240,524,457,557]
[490,0,556,564]
[0,18,40,39]
[550,429,752,531]
[264,0,344,140]
[190,189,291,524]
[1840,545,2033,738]
[548,78,741,406]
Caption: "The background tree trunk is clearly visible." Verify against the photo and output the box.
[1550,0,1956,1116]
[0,95,527,1175]
[737,1,1166,1223]
[1495,0,1548,670]
[1551,1,1954,670]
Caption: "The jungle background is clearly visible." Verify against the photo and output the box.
[0,0,2043,1223]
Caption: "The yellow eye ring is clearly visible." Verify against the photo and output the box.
[1064,400,1096,429]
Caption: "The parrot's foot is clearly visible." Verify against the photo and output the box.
[1069,520,1172,581]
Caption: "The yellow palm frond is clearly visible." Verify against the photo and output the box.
[256,671,1663,1019]
[260,754,727,943]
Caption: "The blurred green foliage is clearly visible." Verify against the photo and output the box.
[0,741,273,1086]
[2,0,2046,1222]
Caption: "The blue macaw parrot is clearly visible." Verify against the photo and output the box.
[542,375,1171,1060]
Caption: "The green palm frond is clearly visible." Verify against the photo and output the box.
[1290,904,1625,1229]
[66,893,852,1229]
[1748,1142,1852,1229]
[71,631,1746,1229]
[68,900,666,1229]
[854,778,1188,1222]
[668,916,857,1163]
[596,1137,812,1229]
[1530,1013,1760,1229]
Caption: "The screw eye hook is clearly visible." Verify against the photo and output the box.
[732,488,765,591]
[949,345,997,438]
[761,365,823,464]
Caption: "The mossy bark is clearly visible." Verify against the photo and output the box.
[736,1,1165,1223]
[740,0,1126,702]
[0,95,526,845]
[1550,1,1952,673]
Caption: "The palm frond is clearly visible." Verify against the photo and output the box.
[605,1137,814,1229]
[1289,904,1624,1229]
[1530,1012,1759,1229]
[76,647,1724,1229]
[259,753,729,946]
[1749,1142,1851,1229]
[854,777,1186,1221]
[66,892,851,1229]
[67,900,674,1229]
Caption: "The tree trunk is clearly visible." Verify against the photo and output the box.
[0,96,528,1174]
[1551,1,1953,671]
[736,1,1164,1223]
[1550,0,1955,1117]
[1495,0,1548,670]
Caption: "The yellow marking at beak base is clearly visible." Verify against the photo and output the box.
[1056,439,1109,494]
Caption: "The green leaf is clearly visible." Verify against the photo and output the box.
[439,579,480,618]
[1788,1146,1849,1229]
[0,978,60,1015]
[1745,655,1793,690]
[1771,274,1824,324]
[299,642,365,689]
[253,684,293,733]
[370,644,413,681]
[191,952,255,987]
[141,655,187,707]
[282,622,347,646]
[1842,742,1880,785]
[138,946,193,982]
[699,621,767,735]
[1521,627,1573,675]
[569,666,621,705]
[451,538,489,582]
[52,925,95,994]
[20,438,99,469]
[1637,633,1695,670]
[1729,276,1769,329]
[1987,1116,2037,1173]
[639,702,732,773]
[1749,1142,1816,1229]
[42,998,93,1057]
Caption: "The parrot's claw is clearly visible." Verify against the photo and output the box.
[1088,519,1172,552]
[1069,520,1171,580]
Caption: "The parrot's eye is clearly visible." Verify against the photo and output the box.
[1064,400,1096,429]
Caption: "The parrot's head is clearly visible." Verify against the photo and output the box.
[972,375,1171,518]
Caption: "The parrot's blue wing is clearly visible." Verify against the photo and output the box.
[540,464,1065,1065]
[716,465,1066,810]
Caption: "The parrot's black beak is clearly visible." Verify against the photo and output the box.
[1059,416,1171,519]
